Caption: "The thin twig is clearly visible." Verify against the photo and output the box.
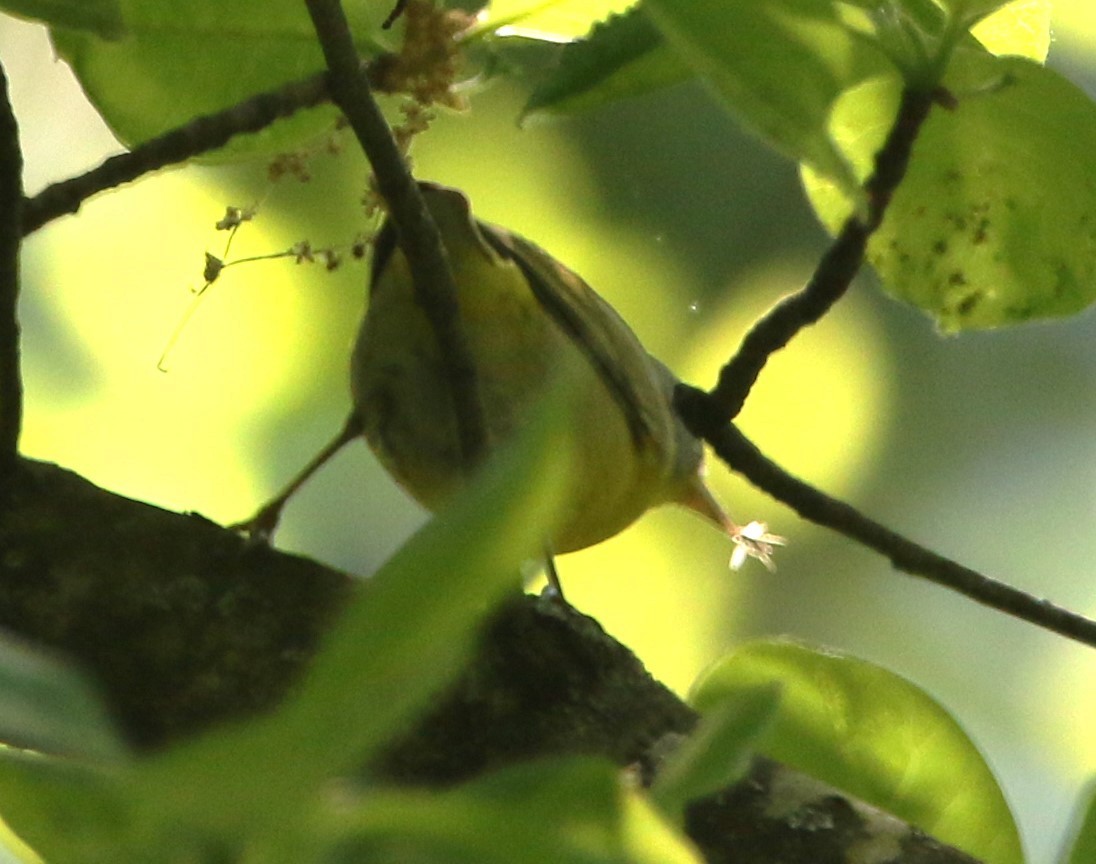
[684,87,938,427]
[704,421,1096,649]
[382,0,410,29]
[305,0,488,470]
[21,72,331,236]
[0,62,24,477]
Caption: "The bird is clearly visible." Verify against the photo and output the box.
[235,182,782,586]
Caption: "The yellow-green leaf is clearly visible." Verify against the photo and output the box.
[691,639,1022,864]
[804,53,1096,331]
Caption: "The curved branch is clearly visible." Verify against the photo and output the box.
[695,418,1096,650]
[675,82,1096,648]
[693,86,938,425]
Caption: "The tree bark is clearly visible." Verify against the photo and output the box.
[0,456,981,863]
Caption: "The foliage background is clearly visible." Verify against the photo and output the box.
[5,2,1096,859]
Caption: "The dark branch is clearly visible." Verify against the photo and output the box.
[381,0,409,29]
[699,421,1096,650]
[0,61,23,476]
[21,72,330,236]
[0,457,984,864]
[675,83,1096,648]
[694,86,937,425]
[305,0,488,470]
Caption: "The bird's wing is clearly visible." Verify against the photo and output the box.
[478,222,675,457]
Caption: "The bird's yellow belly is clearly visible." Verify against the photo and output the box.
[351,257,664,553]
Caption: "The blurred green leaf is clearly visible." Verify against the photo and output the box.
[0,635,125,763]
[49,0,387,160]
[1063,780,1096,864]
[644,0,893,208]
[0,0,123,38]
[324,758,703,864]
[803,53,1096,331]
[522,7,691,120]
[649,684,780,823]
[0,748,134,864]
[477,32,567,91]
[133,384,577,838]
[690,639,1022,864]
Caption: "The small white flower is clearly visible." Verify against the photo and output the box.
[729,521,787,572]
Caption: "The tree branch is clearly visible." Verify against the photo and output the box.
[305,0,488,471]
[20,71,331,236]
[682,86,937,426]
[0,458,351,746]
[0,61,23,477]
[0,457,983,864]
[698,421,1096,650]
[673,82,1096,649]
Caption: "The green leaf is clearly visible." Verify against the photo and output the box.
[521,0,1049,136]
[324,758,703,864]
[940,0,1014,26]
[690,639,1023,864]
[969,0,1051,61]
[477,0,638,41]
[645,0,893,208]
[0,748,135,864]
[804,53,1096,331]
[49,0,387,160]
[522,7,691,120]
[0,635,126,763]
[1063,780,1096,864]
[133,384,578,837]
[0,0,124,39]
[649,684,780,823]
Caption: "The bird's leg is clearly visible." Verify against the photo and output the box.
[542,548,567,603]
[229,413,363,541]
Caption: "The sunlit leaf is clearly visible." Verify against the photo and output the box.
[479,0,637,41]
[49,0,387,159]
[0,0,123,38]
[939,0,1013,25]
[522,7,691,120]
[804,53,1096,331]
[690,639,1022,864]
[969,0,1050,60]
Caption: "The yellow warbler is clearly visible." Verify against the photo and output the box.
[240,183,781,571]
